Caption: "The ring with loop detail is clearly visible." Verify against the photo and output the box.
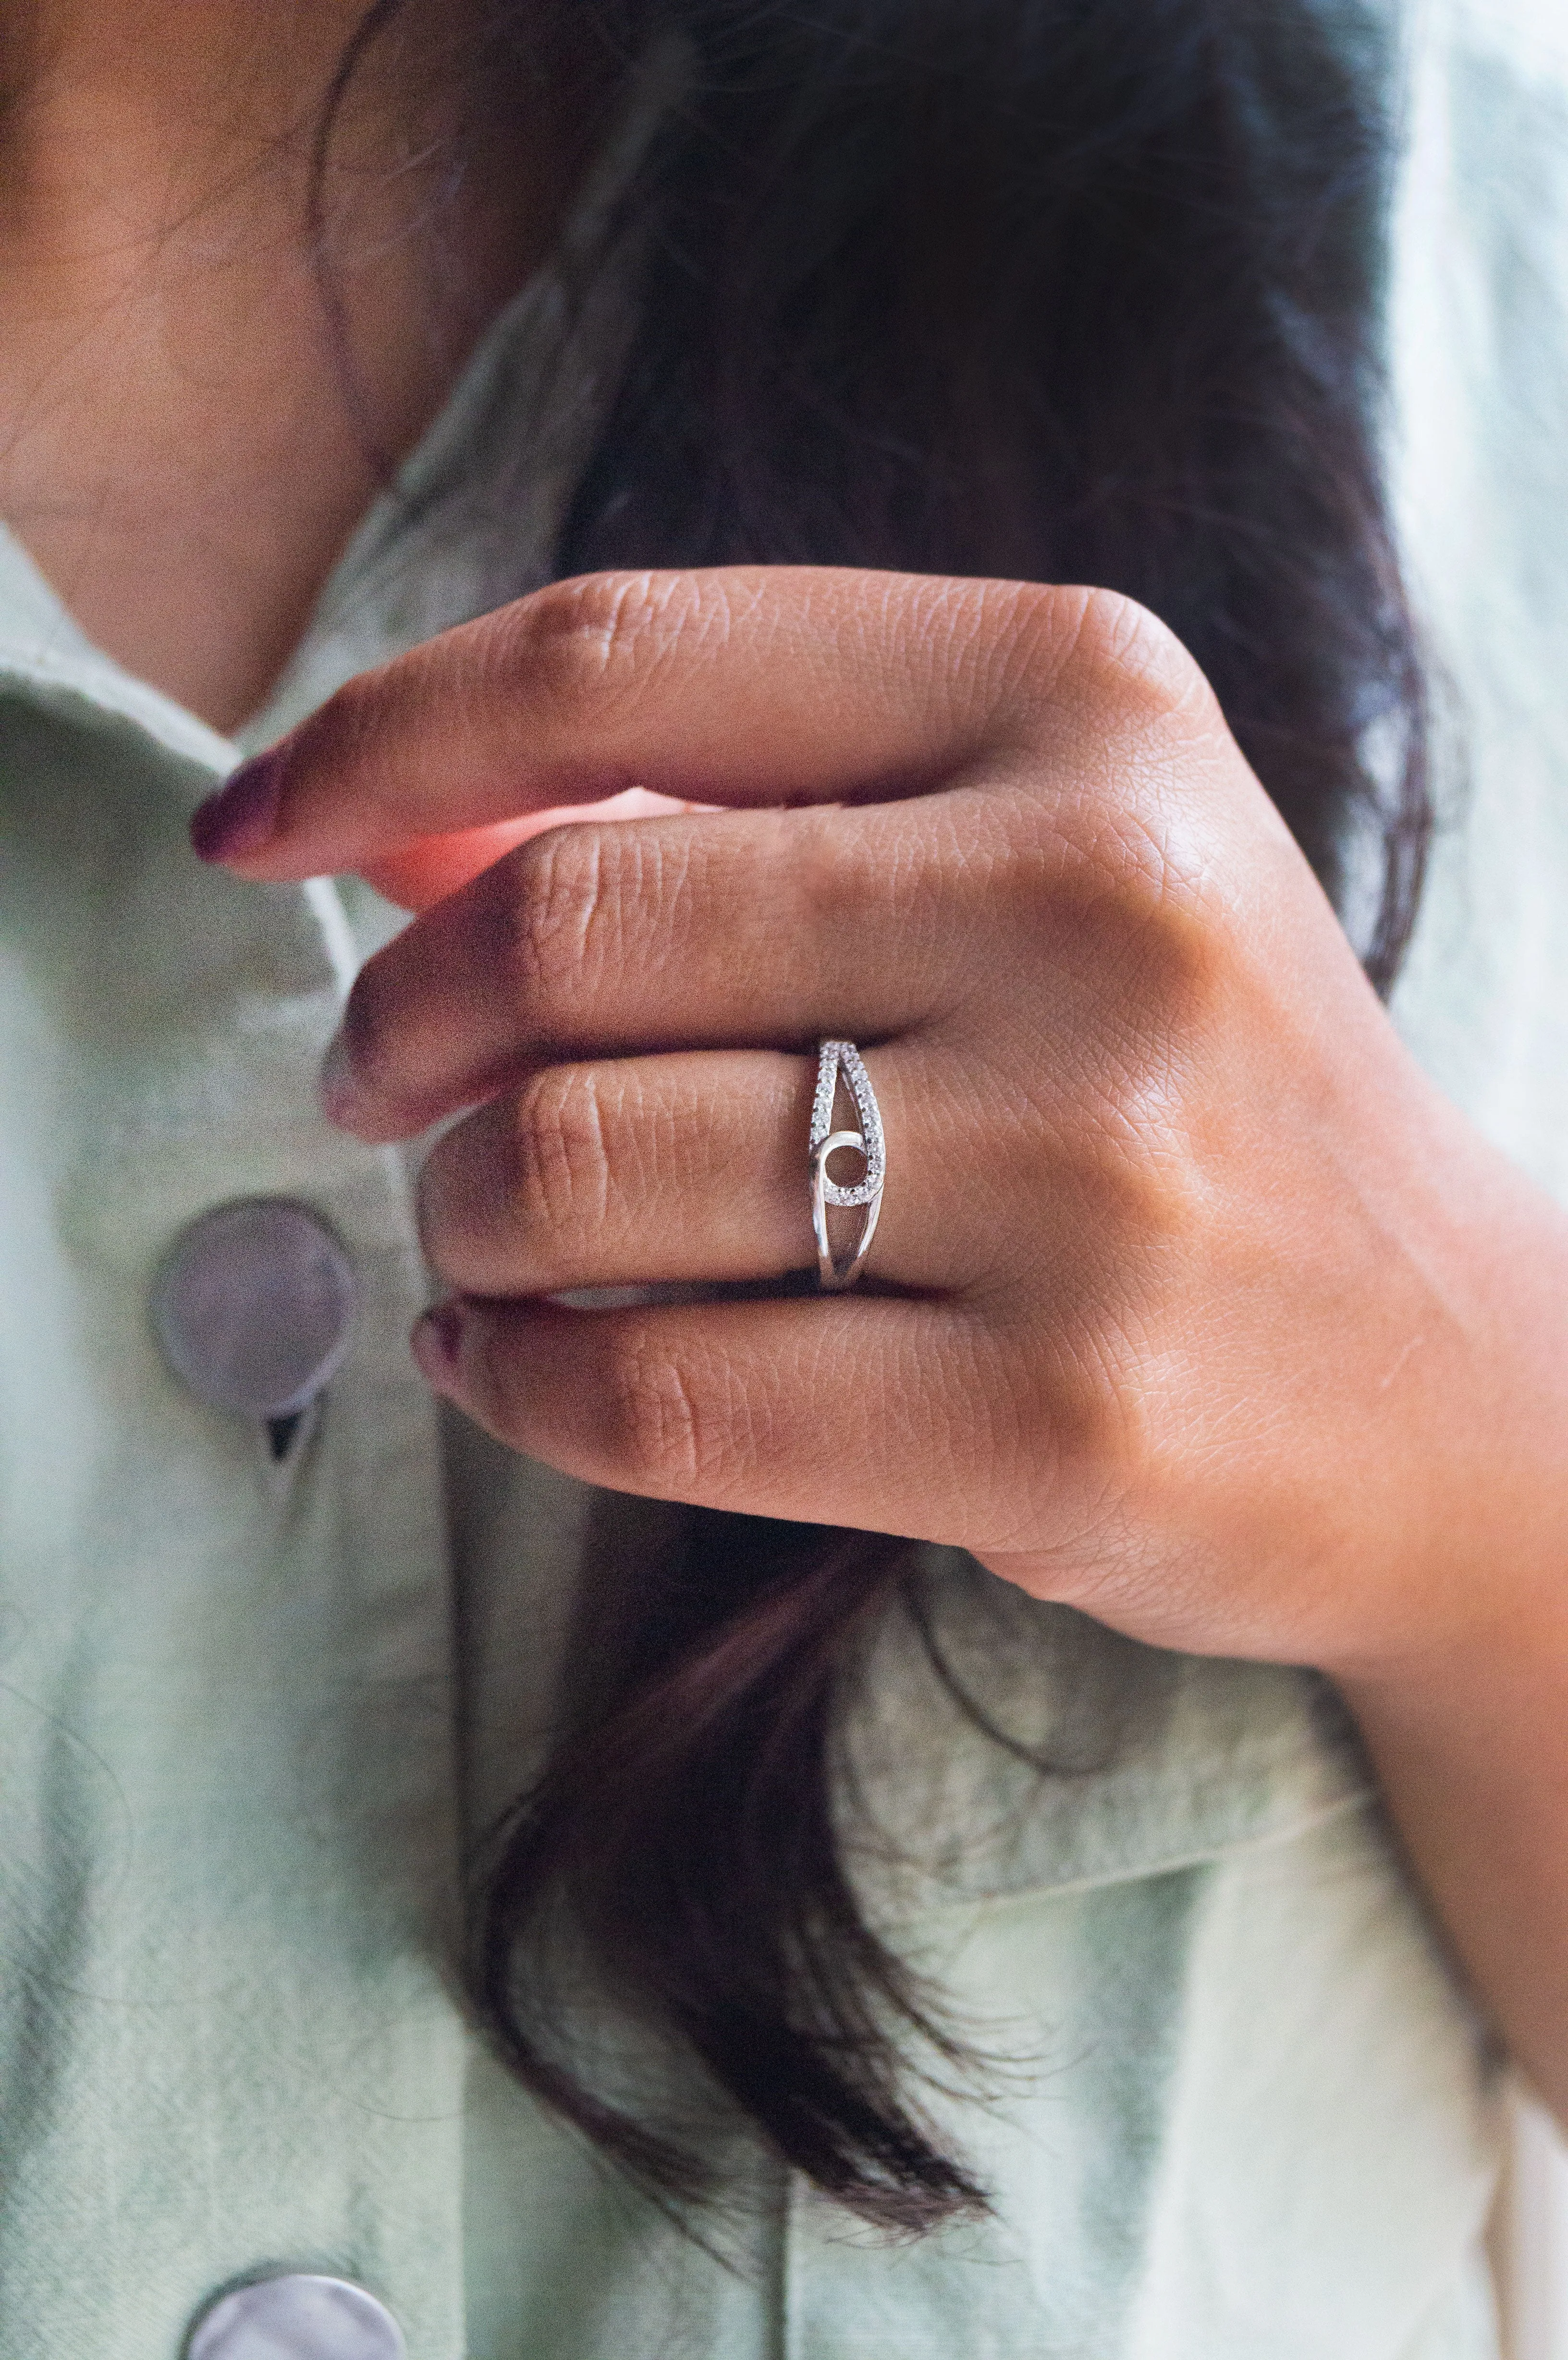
[809,1041,885,1291]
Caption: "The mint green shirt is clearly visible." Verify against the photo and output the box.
[0,5,1561,2351]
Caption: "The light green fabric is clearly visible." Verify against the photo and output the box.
[0,2,1561,2350]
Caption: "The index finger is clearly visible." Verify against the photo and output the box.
[189,567,1122,880]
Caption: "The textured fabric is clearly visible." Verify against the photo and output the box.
[0,2,1558,2351]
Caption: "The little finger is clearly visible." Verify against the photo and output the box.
[412,1291,1024,1544]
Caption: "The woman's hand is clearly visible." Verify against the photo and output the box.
[193,565,1556,1664]
[195,567,1568,2103]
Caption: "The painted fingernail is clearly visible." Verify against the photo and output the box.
[412,1302,466,1390]
[318,1032,358,1128]
[190,749,286,862]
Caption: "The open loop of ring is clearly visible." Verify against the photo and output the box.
[809,1043,885,1291]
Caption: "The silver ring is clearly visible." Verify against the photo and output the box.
[809,1041,885,1291]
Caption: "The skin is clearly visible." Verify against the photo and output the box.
[0,0,601,725]
[8,4,1568,2134]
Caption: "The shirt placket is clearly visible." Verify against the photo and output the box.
[0,663,466,2359]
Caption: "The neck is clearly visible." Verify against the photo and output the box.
[0,1,597,728]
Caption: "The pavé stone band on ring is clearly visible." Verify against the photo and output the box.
[809,1041,885,1292]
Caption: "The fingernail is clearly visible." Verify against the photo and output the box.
[412,1302,466,1390]
[191,750,285,862]
[318,1032,358,1128]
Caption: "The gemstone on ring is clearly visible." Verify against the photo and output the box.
[809,1041,885,1291]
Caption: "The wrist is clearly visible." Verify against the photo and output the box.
[1315,1115,1568,1695]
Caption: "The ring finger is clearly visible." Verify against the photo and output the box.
[416,1041,983,1298]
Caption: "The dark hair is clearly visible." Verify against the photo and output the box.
[356,0,1433,2233]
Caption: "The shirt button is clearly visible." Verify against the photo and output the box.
[186,2274,405,2359]
[151,1198,357,1422]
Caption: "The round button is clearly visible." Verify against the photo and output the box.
[151,1199,357,1421]
[187,2274,404,2360]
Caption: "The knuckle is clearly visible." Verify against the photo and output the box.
[506,821,677,1030]
[1087,1085,1211,1256]
[596,1323,761,1500]
[600,1326,720,1495]
[510,1066,611,1233]
[1053,1315,1159,1512]
[955,594,1229,955]
[982,790,1219,995]
[1064,586,1208,724]
[503,825,615,1021]
[988,583,1215,763]
[492,570,699,732]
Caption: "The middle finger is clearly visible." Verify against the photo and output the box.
[322,793,1006,1144]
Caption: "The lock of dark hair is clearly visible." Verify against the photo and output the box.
[398,0,1431,2234]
